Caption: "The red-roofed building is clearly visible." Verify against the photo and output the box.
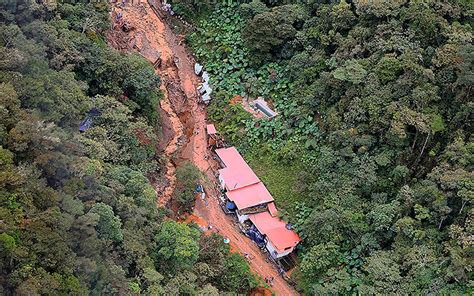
[212,128,299,261]
[249,211,301,259]
[225,182,274,222]
[216,147,274,222]
[215,147,260,191]
[206,124,217,135]
[226,182,274,210]
[267,202,278,217]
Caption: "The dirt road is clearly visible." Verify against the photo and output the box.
[107,2,298,295]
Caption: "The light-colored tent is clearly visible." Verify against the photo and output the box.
[202,71,210,82]
[198,81,212,95]
[203,83,212,95]
[194,63,203,75]
[197,84,206,94]
[202,93,211,102]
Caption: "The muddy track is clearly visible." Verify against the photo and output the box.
[108,2,198,206]
[157,80,183,206]
[156,69,194,207]
[107,3,299,295]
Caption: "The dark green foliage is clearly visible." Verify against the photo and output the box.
[59,3,109,34]
[300,242,342,283]
[197,234,258,292]
[77,47,161,125]
[78,51,159,123]
[173,161,202,213]
[240,0,269,20]
[207,91,254,144]
[242,4,307,60]
[155,220,200,271]
[189,1,474,294]
[219,253,258,292]
[0,2,256,295]
[170,0,218,19]
[89,203,123,242]
[375,55,403,84]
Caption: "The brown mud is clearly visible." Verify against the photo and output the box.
[107,2,298,295]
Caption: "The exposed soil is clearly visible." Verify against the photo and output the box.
[107,2,298,295]
[250,287,273,296]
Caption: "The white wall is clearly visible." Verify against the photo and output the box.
[236,211,249,223]
[266,240,293,259]
[218,175,225,190]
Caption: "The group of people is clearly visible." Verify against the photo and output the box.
[265,276,275,287]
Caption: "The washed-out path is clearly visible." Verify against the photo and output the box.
[107,2,298,295]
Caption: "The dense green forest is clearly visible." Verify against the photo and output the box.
[0,1,256,295]
[1,0,473,294]
[177,0,473,294]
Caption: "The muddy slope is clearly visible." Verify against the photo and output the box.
[107,3,299,295]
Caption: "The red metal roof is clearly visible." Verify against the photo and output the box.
[225,182,274,210]
[216,147,260,190]
[206,124,217,135]
[249,211,301,252]
[267,202,278,217]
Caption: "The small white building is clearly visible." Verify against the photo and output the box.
[251,98,277,119]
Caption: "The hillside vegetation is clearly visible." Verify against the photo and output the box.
[0,2,256,295]
[182,0,473,294]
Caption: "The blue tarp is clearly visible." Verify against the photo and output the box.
[79,117,93,132]
[79,108,102,132]
[226,201,236,211]
[246,226,266,247]
[89,108,102,117]
[194,184,204,193]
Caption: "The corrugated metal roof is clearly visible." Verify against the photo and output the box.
[216,147,260,190]
[249,211,300,252]
[253,99,277,118]
[206,124,217,135]
[226,182,274,210]
[267,202,278,217]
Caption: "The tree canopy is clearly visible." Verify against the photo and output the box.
[0,2,256,294]
[187,0,473,294]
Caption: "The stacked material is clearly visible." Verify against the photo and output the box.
[196,65,212,103]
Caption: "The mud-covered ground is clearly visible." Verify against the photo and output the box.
[107,2,298,295]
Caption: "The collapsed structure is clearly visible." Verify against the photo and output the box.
[213,144,301,260]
